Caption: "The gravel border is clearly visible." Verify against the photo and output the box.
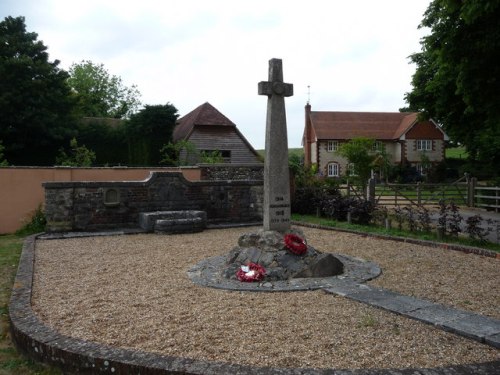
[9,235,500,374]
[9,229,500,374]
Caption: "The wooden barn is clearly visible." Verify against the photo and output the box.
[173,102,262,164]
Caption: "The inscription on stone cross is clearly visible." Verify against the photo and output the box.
[258,58,293,232]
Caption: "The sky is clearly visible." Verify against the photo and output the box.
[1,0,431,149]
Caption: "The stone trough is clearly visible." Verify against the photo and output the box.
[139,211,207,234]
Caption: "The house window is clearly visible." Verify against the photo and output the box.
[416,163,426,176]
[348,163,357,176]
[417,140,432,151]
[327,141,339,152]
[372,141,383,151]
[201,150,231,162]
[327,163,339,177]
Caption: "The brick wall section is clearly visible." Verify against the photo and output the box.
[43,172,263,232]
[199,164,264,181]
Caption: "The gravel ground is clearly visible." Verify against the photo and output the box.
[31,226,499,370]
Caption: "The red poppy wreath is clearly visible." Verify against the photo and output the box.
[284,233,307,255]
[236,262,266,282]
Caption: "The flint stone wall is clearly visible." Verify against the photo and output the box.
[43,172,263,232]
[199,164,264,181]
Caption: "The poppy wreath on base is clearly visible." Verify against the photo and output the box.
[284,233,307,255]
[236,262,266,282]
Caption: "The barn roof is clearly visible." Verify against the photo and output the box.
[173,102,236,141]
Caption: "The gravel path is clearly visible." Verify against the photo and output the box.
[31,226,499,370]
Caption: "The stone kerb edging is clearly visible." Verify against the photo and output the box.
[9,235,500,375]
[292,221,500,259]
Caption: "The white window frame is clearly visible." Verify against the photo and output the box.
[417,140,432,151]
[327,162,339,177]
[327,140,338,152]
[348,163,357,176]
[416,163,426,176]
[372,141,382,151]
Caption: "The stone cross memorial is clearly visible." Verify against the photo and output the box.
[258,58,294,232]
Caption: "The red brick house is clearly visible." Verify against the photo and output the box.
[302,103,449,177]
[173,102,261,164]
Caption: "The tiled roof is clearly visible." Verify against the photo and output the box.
[173,102,236,141]
[309,111,418,140]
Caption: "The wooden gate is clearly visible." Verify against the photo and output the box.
[373,175,469,207]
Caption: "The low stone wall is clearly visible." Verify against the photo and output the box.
[43,171,263,232]
[199,164,264,181]
[0,166,200,234]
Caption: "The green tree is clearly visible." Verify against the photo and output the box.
[371,146,392,183]
[68,60,141,119]
[0,140,8,166]
[76,118,128,165]
[0,16,77,165]
[55,137,96,166]
[160,140,198,166]
[337,138,375,191]
[404,0,500,176]
[200,150,224,164]
[126,104,179,165]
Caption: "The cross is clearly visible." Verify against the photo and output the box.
[258,58,293,232]
[258,59,293,98]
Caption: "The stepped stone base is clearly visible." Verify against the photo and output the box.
[139,211,206,234]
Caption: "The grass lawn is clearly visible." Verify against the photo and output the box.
[0,234,61,375]
[446,146,468,159]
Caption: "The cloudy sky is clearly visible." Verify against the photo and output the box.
[2,0,431,149]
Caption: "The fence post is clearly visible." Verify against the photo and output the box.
[346,180,351,197]
[367,178,376,205]
[467,177,477,207]
[417,182,421,206]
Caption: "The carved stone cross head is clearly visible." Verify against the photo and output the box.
[258,58,293,98]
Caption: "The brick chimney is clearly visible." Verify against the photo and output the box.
[304,103,312,167]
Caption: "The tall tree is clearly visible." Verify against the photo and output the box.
[0,140,8,166]
[68,60,141,119]
[404,1,500,175]
[126,104,179,165]
[0,16,77,165]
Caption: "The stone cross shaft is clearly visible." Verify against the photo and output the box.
[258,58,293,232]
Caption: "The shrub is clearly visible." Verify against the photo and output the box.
[464,215,493,243]
[437,200,462,237]
[322,196,374,224]
[16,205,46,235]
[291,185,341,215]
[56,137,96,167]
[417,206,432,232]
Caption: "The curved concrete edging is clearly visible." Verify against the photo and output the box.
[9,234,500,375]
